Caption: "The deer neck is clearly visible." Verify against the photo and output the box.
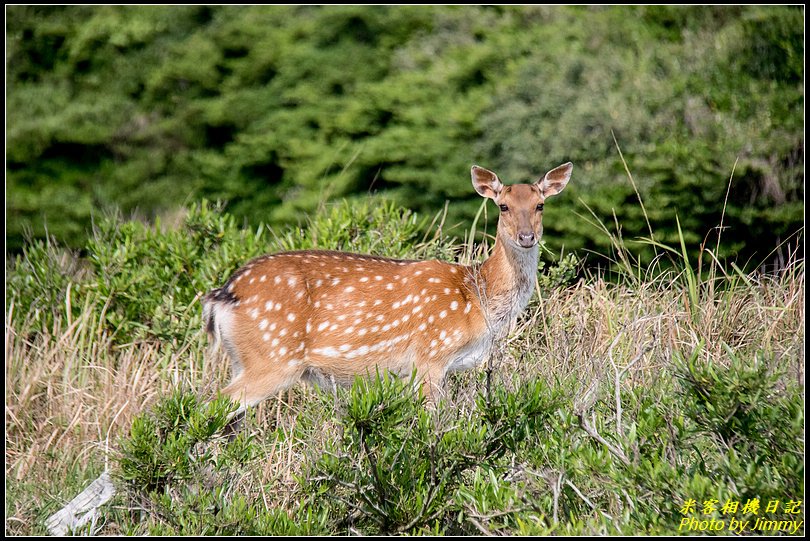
[474,232,538,332]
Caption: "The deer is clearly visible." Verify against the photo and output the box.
[203,162,572,415]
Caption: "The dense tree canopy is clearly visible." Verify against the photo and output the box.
[6,6,804,268]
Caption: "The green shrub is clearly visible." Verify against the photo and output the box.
[674,345,804,512]
[117,390,329,535]
[5,236,85,331]
[118,391,246,493]
[6,198,463,347]
[301,373,566,535]
[7,6,803,271]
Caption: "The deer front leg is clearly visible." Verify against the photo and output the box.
[417,364,447,404]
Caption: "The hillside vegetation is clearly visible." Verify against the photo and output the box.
[5,201,804,535]
[5,5,804,535]
[6,6,804,269]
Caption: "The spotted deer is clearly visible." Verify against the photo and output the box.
[203,162,572,413]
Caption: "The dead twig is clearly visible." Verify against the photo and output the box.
[577,413,631,466]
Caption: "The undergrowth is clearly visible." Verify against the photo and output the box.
[5,197,804,535]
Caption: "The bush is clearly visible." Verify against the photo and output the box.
[113,347,803,535]
[301,373,554,535]
[7,6,803,270]
[6,198,461,347]
[117,390,329,535]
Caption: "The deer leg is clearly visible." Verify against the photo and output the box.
[220,360,304,432]
[418,365,447,405]
[223,366,302,409]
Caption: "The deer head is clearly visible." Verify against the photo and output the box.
[471,162,573,249]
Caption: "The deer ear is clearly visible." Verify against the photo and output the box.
[471,166,504,200]
[536,162,572,198]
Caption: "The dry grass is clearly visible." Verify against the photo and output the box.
[519,264,804,382]
[6,250,804,533]
[3,185,804,535]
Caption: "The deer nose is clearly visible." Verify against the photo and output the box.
[517,231,536,248]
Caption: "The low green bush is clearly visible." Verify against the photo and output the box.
[114,347,803,535]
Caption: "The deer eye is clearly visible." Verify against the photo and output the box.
[536,204,544,212]
[499,204,509,212]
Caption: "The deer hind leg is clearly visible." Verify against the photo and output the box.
[220,359,304,435]
[221,355,305,414]
[215,303,308,406]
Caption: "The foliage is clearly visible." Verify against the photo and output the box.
[5,199,458,346]
[5,197,803,535]
[117,391,328,535]
[6,6,804,271]
[299,374,562,534]
[111,351,803,535]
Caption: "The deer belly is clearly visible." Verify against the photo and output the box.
[445,335,492,374]
[305,341,417,384]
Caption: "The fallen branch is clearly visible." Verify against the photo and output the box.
[45,471,116,536]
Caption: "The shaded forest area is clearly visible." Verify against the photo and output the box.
[6,6,804,268]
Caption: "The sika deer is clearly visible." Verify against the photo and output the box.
[203,163,572,413]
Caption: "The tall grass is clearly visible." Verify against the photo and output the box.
[5,194,804,535]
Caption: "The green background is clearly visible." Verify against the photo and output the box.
[6,6,804,268]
